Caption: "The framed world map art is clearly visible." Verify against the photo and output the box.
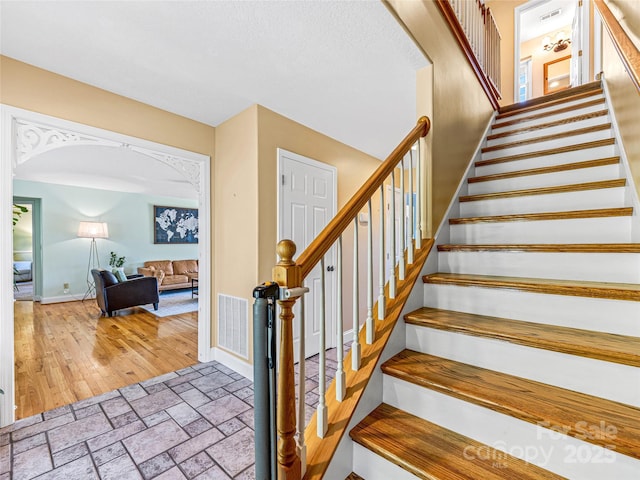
[154,205,199,244]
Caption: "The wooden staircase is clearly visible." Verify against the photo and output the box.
[347,82,640,479]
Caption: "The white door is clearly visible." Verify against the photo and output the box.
[570,0,582,87]
[278,149,337,359]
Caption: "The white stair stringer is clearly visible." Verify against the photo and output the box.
[383,375,640,480]
[405,324,640,406]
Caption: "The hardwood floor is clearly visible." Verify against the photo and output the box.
[13,299,198,419]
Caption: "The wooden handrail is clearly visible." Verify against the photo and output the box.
[594,0,640,93]
[297,116,430,278]
[435,0,501,110]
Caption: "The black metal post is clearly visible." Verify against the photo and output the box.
[253,282,279,480]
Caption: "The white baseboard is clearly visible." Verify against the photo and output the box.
[40,294,88,304]
[210,347,253,381]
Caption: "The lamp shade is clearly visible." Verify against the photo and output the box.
[77,221,109,239]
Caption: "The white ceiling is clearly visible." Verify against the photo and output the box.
[520,0,577,43]
[1,0,428,199]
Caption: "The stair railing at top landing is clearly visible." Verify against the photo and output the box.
[437,0,502,110]
[259,116,430,480]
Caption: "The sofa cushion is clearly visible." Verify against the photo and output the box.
[144,260,174,275]
[162,274,189,286]
[100,270,119,286]
[173,260,198,275]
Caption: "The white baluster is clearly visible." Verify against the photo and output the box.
[352,219,362,368]
[366,200,374,345]
[399,158,406,281]
[378,185,386,320]
[416,137,423,248]
[317,257,327,437]
[297,294,306,476]
[408,148,414,265]
[336,237,346,400]
[389,169,397,299]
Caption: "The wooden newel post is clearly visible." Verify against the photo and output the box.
[273,239,302,480]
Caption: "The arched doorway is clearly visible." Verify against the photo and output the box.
[0,105,212,426]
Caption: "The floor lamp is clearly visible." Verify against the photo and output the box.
[78,221,109,301]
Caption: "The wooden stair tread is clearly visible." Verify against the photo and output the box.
[475,139,616,168]
[381,351,640,460]
[497,88,603,120]
[487,109,609,141]
[449,207,633,224]
[481,124,612,154]
[459,179,626,202]
[437,243,640,253]
[350,403,565,480]
[469,157,620,183]
[405,307,640,367]
[493,98,606,130]
[498,81,601,115]
[422,272,640,302]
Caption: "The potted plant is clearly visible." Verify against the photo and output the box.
[109,252,126,274]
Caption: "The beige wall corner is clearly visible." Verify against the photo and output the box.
[385,0,494,230]
[487,0,528,107]
[213,105,260,361]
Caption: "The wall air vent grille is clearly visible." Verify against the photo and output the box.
[217,294,249,359]
[540,8,561,21]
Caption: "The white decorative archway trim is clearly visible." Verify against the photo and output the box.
[0,105,212,426]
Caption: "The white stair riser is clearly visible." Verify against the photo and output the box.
[475,144,618,176]
[384,376,640,480]
[486,116,610,148]
[423,283,640,336]
[406,325,640,406]
[438,250,640,283]
[450,217,632,244]
[481,130,613,161]
[352,443,417,480]
[496,94,604,123]
[468,164,623,195]
[492,103,607,133]
[460,188,627,217]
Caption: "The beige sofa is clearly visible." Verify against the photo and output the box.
[138,259,198,291]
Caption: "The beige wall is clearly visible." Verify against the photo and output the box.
[213,105,260,355]
[213,105,382,362]
[386,0,494,229]
[601,30,640,196]
[0,56,215,155]
[487,0,528,106]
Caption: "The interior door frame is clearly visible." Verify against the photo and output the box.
[514,0,592,102]
[12,196,43,301]
[277,148,338,356]
[0,104,211,426]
